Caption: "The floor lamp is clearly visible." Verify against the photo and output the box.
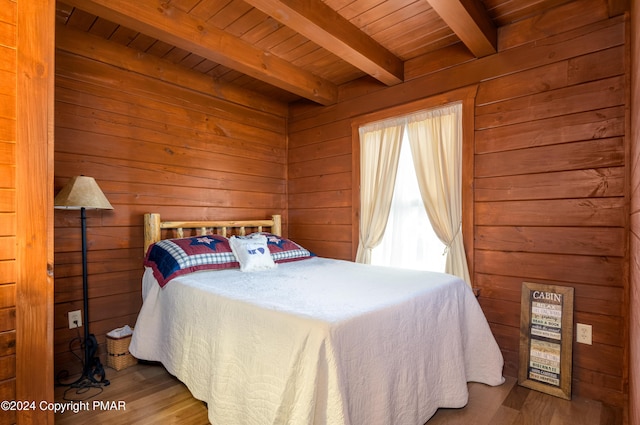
[54,176,113,387]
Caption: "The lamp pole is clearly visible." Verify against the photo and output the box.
[72,206,109,387]
[80,207,91,382]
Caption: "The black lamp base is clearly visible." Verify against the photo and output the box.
[72,333,110,388]
[58,333,110,389]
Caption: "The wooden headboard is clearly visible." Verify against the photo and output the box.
[143,213,282,254]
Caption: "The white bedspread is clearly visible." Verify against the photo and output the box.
[130,257,504,425]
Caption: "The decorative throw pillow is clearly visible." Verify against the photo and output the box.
[144,235,238,287]
[229,234,276,272]
[251,232,315,263]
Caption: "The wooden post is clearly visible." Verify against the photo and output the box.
[144,213,161,254]
[272,214,282,236]
[15,0,55,423]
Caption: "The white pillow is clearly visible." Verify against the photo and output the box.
[229,234,276,272]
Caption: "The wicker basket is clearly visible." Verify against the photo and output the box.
[106,329,137,371]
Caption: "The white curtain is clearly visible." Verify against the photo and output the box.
[406,102,471,285]
[370,135,447,272]
[355,119,404,264]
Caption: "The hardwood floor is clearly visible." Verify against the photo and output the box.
[54,362,624,425]
[54,362,209,425]
[427,379,623,425]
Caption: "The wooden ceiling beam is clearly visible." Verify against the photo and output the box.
[243,0,404,86]
[426,0,497,57]
[62,0,338,105]
[55,25,289,116]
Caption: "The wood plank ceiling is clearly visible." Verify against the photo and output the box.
[55,0,581,105]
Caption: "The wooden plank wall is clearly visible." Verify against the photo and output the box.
[0,0,16,423]
[288,0,627,407]
[53,28,288,377]
[629,1,639,423]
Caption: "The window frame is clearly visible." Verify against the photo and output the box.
[351,85,478,280]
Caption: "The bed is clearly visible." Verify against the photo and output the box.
[130,213,504,425]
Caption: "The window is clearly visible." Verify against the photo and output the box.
[370,130,446,272]
[356,100,471,284]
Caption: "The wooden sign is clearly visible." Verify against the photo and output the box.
[518,282,574,400]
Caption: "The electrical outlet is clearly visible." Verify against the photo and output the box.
[576,323,592,345]
[68,310,82,329]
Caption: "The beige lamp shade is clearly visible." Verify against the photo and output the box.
[54,176,114,210]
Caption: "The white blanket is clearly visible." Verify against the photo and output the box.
[130,257,504,425]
